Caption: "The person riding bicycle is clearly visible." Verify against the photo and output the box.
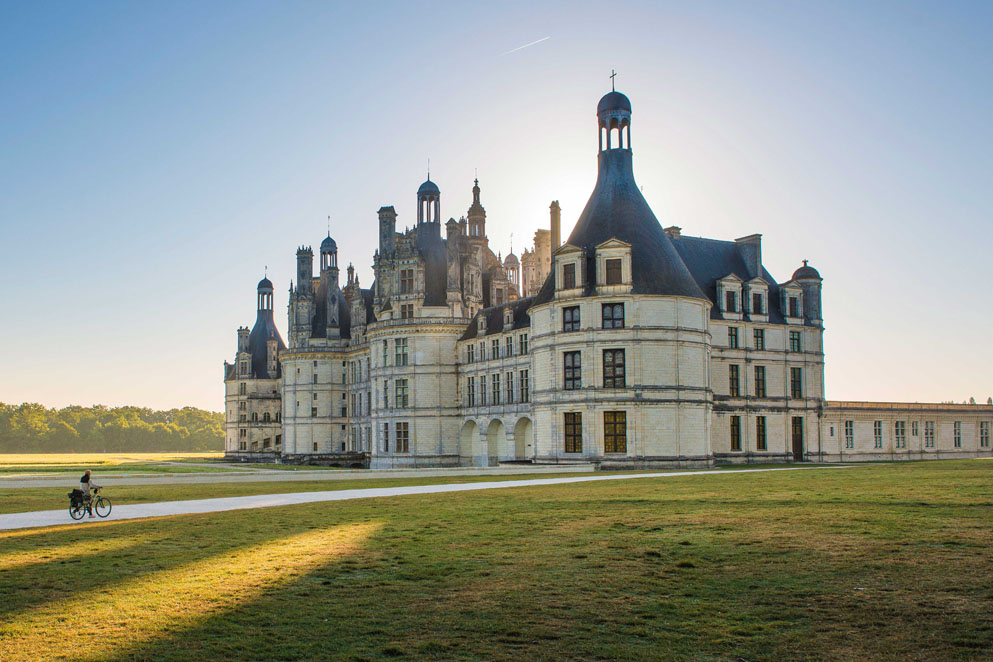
[80,470,101,518]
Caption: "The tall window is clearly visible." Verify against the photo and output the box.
[520,369,529,402]
[981,422,990,448]
[604,411,627,453]
[563,306,580,332]
[754,366,766,398]
[729,364,740,397]
[400,269,414,293]
[874,421,883,449]
[480,375,487,406]
[756,416,767,450]
[563,263,576,289]
[467,344,474,363]
[844,420,854,449]
[382,341,389,366]
[492,373,501,406]
[395,422,409,452]
[479,342,486,361]
[491,338,500,359]
[790,367,803,399]
[895,421,906,448]
[505,336,514,357]
[753,328,765,350]
[313,373,318,384]
[467,376,475,407]
[954,421,961,448]
[602,303,624,329]
[311,407,317,418]
[395,338,409,366]
[563,351,581,390]
[912,421,919,437]
[730,416,741,451]
[725,290,738,312]
[605,258,622,285]
[401,303,414,319]
[382,422,389,453]
[789,330,802,352]
[506,371,514,404]
[519,333,529,355]
[565,413,582,453]
[752,292,764,314]
[728,327,739,349]
[395,379,409,408]
[239,382,246,395]
[383,380,388,408]
[603,349,625,388]
[789,296,799,318]
[925,421,935,448]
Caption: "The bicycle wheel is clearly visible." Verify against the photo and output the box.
[95,497,112,518]
[69,504,85,520]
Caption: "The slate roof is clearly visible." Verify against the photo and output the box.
[248,309,285,379]
[416,224,449,306]
[670,234,789,323]
[460,296,534,341]
[533,149,707,305]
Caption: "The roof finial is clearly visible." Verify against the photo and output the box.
[427,157,430,180]
[264,265,267,277]
[803,259,808,267]
[327,215,330,237]
[510,232,513,254]
[610,69,617,92]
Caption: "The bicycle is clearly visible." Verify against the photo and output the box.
[68,487,112,520]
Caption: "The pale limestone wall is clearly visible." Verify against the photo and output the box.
[528,295,713,465]
[368,317,467,469]
[456,324,534,465]
[709,317,825,462]
[223,376,281,456]
[280,347,349,456]
[819,402,993,462]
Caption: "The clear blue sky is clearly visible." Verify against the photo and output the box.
[1,1,990,411]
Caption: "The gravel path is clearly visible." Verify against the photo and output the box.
[0,465,857,531]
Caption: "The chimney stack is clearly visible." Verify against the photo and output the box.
[550,200,561,250]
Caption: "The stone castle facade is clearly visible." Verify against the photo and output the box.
[223,90,993,467]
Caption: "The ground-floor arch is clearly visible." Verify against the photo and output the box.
[486,418,505,466]
[513,417,533,460]
[459,420,481,466]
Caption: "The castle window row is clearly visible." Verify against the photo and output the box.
[725,327,806,353]
[465,370,530,407]
[561,411,627,454]
[561,349,629,390]
[562,303,626,333]
[729,415,801,452]
[726,364,804,399]
[464,332,529,363]
[835,419,991,450]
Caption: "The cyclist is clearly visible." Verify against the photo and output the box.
[80,469,102,518]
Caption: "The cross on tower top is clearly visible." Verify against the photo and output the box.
[610,69,617,92]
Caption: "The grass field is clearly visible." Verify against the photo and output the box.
[1,460,991,661]
[0,452,230,476]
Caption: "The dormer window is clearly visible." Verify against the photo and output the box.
[478,315,486,333]
[752,292,763,314]
[503,307,513,329]
[725,290,738,313]
[789,296,799,318]
[563,263,576,289]
[780,284,803,323]
[605,259,622,285]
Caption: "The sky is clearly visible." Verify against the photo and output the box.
[1,1,991,412]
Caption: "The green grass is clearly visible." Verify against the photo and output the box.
[0,453,233,476]
[1,461,991,661]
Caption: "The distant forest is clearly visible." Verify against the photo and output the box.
[0,403,224,453]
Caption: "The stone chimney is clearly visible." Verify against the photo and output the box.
[734,234,762,279]
[550,200,561,250]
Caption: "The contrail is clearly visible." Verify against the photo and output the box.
[500,36,550,57]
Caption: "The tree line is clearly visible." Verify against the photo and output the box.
[0,403,224,453]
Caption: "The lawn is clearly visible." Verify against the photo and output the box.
[0,452,231,476]
[1,460,990,661]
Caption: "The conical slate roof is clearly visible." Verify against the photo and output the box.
[534,92,707,304]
